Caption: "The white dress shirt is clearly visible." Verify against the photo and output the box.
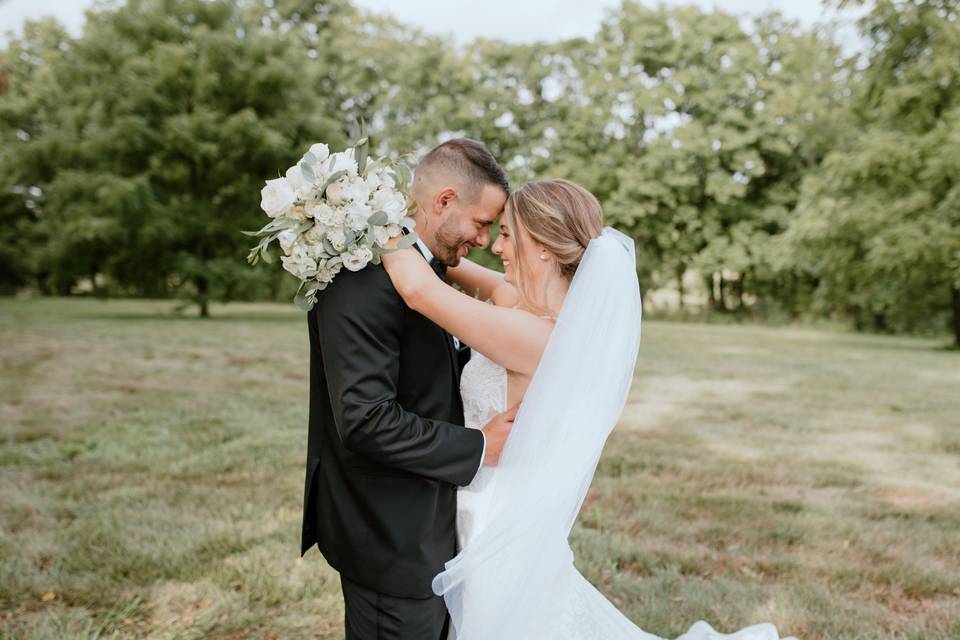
[413,238,486,476]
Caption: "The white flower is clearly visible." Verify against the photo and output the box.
[342,245,374,272]
[260,177,296,218]
[308,202,347,227]
[374,224,402,247]
[325,176,352,205]
[287,203,308,220]
[370,187,407,224]
[347,175,373,204]
[364,171,382,192]
[345,201,373,232]
[377,167,397,189]
[316,261,343,284]
[280,245,318,279]
[285,165,315,199]
[326,225,347,251]
[303,224,325,245]
[328,149,359,177]
[278,229,299,255]
[307,143,330,165]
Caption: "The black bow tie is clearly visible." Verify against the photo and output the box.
[429,257,448,279]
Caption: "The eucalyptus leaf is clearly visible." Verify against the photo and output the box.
[320,170,348,194]
[396,233,418,250]
[294,292,313,312]
[322,238,337,255]
[295,220,314,234]
[299,161,316,185]
[303,151,317,166]
[368,210,389,226]
[357,142,369,175]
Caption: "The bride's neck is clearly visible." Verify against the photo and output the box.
[523,274,568,319]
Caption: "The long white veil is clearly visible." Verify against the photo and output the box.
[434,227,643,638]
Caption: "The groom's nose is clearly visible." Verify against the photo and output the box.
[474,228,490,249]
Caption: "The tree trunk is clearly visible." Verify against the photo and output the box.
[736,273,746,310]
[196,275,210,318]
[952,286,960,348]
[718,274,727,311]
[706,273,717,310]
[676,264,686,310]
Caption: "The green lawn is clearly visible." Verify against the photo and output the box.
[1,298,958,639]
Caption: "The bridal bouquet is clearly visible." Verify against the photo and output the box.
[245,137,418,310]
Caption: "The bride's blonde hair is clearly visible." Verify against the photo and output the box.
[504,179,604,315]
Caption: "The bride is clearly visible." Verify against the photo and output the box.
[381,179,794,640]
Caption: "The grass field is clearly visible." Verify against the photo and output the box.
[1,297,958,639]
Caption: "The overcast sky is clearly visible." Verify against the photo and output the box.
[1,0,853,46]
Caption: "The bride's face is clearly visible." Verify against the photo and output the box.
[492,216,543,285]
[492,219,516,282]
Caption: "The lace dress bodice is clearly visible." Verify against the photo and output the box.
[456,350,506,550]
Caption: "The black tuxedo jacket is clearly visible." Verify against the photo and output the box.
[300,259,484,598]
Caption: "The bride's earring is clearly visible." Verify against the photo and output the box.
[539,253,548,261]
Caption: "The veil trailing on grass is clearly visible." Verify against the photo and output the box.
[433,228,793,640]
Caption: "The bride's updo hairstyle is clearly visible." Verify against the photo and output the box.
[504,179,603,312]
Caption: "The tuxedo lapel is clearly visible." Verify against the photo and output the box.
[411,244,461,382]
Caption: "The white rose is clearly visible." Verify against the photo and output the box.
[307,201,333,224]
[303,224,325,245]
[347,175,373,204]
[374,224,402,247]
[280,246,318,280]
[328,149,359,177]
[307,143,330,164]
[345,201,373,232]
[278,229,299,255]
[285,165,315,199]
[325,176,352,205]
[370,188,407,224]
[342,245,374,272]
[316,261,343,284]
[260,177,296,218]
[326,225,347,251]
[287,203,308,220]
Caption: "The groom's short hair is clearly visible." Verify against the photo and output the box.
[417,138,509,201]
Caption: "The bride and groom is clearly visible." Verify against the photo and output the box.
[300,138,792,639]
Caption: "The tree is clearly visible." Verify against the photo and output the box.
[1,0,344,315]
[789,0,960,344]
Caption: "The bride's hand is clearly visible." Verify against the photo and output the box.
[381,233,406,253]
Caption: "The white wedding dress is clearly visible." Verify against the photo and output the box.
[455,351,793,640]
[446,231,795,640]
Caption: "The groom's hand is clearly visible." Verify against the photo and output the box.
[481,403,519,466]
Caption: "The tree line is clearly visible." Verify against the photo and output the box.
[0,0,957,345]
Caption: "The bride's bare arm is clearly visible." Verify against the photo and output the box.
[446,258,510,301]
[381,248,550,376]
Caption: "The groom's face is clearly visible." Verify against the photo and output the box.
[432,182,507,267]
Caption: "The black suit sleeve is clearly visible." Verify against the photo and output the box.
[316,266,484,487]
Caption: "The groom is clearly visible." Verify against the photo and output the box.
[301,138,515,639]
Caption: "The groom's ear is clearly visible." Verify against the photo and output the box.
[434,186,458,215]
